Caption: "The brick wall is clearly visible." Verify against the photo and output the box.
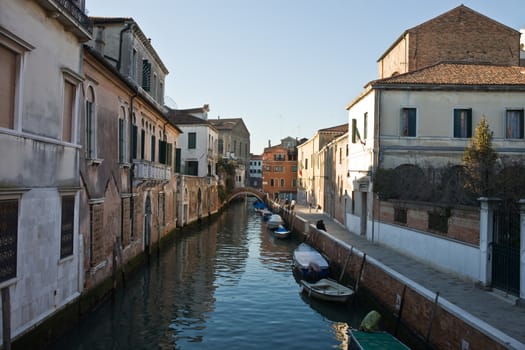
[377,200,480,245]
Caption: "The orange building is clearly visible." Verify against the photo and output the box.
[262,137,301,201]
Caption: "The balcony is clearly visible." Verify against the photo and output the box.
[133,160,171,182]
[35,0,93,41]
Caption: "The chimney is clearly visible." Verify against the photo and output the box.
[268,140,271,147]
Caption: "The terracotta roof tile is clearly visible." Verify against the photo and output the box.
[372,62,525,87]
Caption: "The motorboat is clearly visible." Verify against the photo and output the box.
[272,224,290,239]
[300,278,354,303]
[292,243,329,282]
[267,214,284,229]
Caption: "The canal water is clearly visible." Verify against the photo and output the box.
[50,199,371,350]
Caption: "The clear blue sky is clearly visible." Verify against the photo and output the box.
[86,0,524,154]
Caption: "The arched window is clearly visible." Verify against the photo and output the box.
[85,85,96,158]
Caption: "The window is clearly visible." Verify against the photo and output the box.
[142,60,151,91]
[140,129,146,159]
[401,108,416,137]
[218,139,224,154]
[0,44,17,129]
[186,161,198,176]
[0,199,18,283]
[63,80,76,142]
[151,134,156,162]
[363,112,368,139]
[0,28,32,131]
[131,115,138,159]
[305,158,308,170]
[153,73,158,100]
[60,195,75,259]
[85,85,96,158]
[506,109,524,139]
[273,166,284,172]
[394,207,407,224]
[428,211,448,234]
[188,132,196,149]
[453,108,472,138]
[118,106,127,163]
[131,49,137,79]
[270,179,274,187]
[280,179,285,187]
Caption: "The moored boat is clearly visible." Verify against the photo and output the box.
[292,243,329,281]
[267,214,284,229]
[272,224,290,239]
[300,278,354,303]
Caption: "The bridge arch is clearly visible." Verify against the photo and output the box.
[227,187,267,203]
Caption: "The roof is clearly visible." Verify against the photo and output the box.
[318,123,349,133]
[377,5,519,62]
[89,17,169,74]
[208,118,242,130]
[371,62,525,88]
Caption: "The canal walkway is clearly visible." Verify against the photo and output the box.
[291,204,525,350]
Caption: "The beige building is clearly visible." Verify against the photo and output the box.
[345,5,525,296]
[297,124,348,210]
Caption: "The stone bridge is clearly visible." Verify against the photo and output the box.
[227,187,267,203]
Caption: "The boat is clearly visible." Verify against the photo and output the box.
[260,208,273,220]
[272,224,290,239]
[292,243,329,281]
[348,330,410,350]
[300,278,354,303]
[267,214,284,229]
[348,310,410,350]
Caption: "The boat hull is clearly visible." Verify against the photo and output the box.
[292,243,329,282]
[300,279,354,303]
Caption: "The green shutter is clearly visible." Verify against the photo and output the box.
[175,148,181,173]
[140,129,145,159]
[408,108,416,136]
[142,60,151,91]
[151,135,156,162]
[467,109,472,138]
[132,125,138,159]
[351,119,357,143]
[453,110,460,137]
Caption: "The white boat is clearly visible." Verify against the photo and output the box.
[267,214,284,229]
[300,278,354,303]
[272,225,290,239]
[292,243,329,281]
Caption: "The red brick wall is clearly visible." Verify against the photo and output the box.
[408,6,520,70]
[377,200,480,245]
[304,229,509,350]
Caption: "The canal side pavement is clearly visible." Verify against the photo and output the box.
[291,204,525,350]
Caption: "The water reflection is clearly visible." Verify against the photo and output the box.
[50,199,365,350]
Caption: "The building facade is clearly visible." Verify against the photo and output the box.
[345,6,525,296]
[0,0,92,343]
[262,137,299,201]
[248,154,263,189]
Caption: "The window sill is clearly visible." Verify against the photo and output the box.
[87,158,103,166]
[119,162,132,169]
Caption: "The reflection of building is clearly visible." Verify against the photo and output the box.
[249,154,263,189]
[262,137,301,201]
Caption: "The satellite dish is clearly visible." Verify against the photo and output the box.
[164,95,178,109]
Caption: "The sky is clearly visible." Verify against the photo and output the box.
[85,0,525,154]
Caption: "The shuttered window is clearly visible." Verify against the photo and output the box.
[453,108,472,138]
[142,60,151,91]
[0,44,16,129]
[0,199,18,283]
[401,108,416,137]
[131,124,138,159]
[63,81,75,142]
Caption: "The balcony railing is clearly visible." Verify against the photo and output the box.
[35,0,93,40]
[133,160,171,182]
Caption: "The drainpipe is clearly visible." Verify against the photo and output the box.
[117,22,133,72]
[371,89,381,243]
[129,91,138,243]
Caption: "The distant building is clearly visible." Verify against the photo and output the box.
[249,154,263,189]
[262,137,300,201]
[208,117,251,187]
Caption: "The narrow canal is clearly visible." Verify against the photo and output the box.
[50,199,372,349]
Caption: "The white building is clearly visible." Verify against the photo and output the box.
[0,0,91,342]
